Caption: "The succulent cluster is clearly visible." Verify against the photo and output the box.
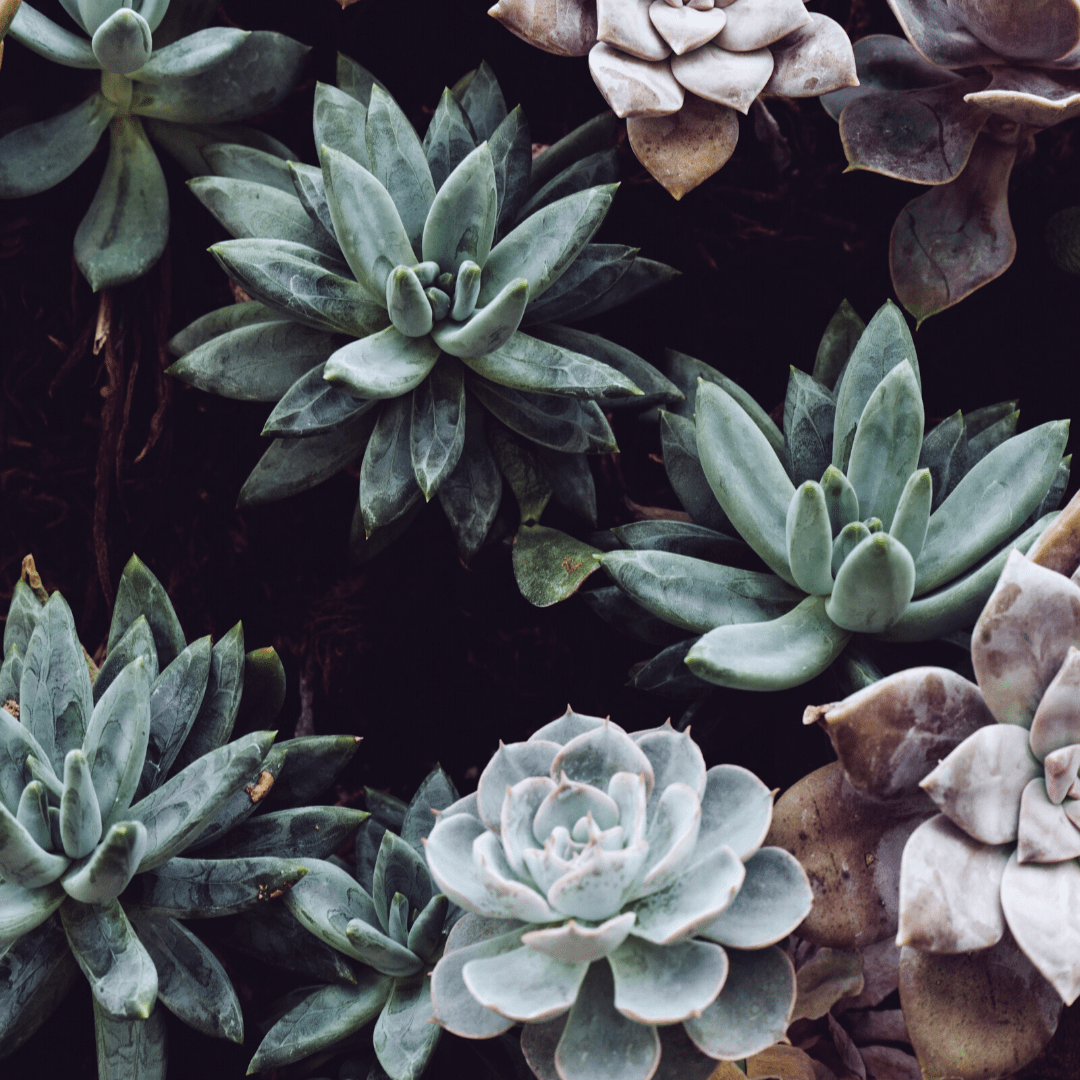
[169,57,678,563]
[488,0,857,198]
[769,491,1080,1079]
[230,769,459,1080]
[577,300,1069,693]
[822,0,1080,321]
[0,0,306,288]
[0,555,316,1076]
[424,708,813,1080]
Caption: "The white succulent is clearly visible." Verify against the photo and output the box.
[424,709,813,1080]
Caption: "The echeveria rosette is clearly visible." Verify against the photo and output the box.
[0,555,315,1079]
[571,299,1069,695]
[423,709,813,1080]
[488,0,857,198]
[246,767,460,1080]
[168,58,679,565]
[0,0,307,289]
[767,491,1080,1079]
[821,0,1080,323]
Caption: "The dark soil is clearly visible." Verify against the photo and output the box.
[2,0,1078,1077]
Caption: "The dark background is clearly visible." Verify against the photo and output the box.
[1,0,1078,1075]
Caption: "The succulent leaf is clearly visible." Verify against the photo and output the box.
[488,104,532,228]
[785,482,835,596]
[360,397,423,534]
[423,87,478,190]
[91,998,167,1080]
[62,820,148,903]
[826,532,916,633]
[8,2,99,67]
[422,141,498,274]
[16,780,51,852]
[608,935,727,1025]
[325,327,440,400]
[282,857,381,958]
[60,750,102,859]
[890,468,933,561]
[0,800,69,887]
[410,359,466,500]
[371,972,443,1080]
[437,403,503,562]
[313,80,371,171]
[784,367,836,486]
[264,362,375,438]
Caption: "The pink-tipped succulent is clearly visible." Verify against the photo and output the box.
[823,0,1080,323]
[489,0,857,197]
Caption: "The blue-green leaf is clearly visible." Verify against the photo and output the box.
[145,121,294,177]
[890,468,933,562]
[361,397,423,534]
[784,367,836,486]
[786,482,834,596]
[263,362,376,438]
[365,84,436,249]
[695,380,796,585]
[659,411,729,532]
[133,26,247,81]
[563,256,679,322]
[74,115,167,291]
[437,400,502,561]
[129,31,309,123]
[0,800,69,887]
[61,820,147,903]
[423,88,477,190]
[168,320,339,403]
[206,805,368,861]
[200,140,295,191]
[168,300,284,356]
[0,94,114,198]
[313,80,370,170]
[581,587,690,647]
[9,2,98,67]
[91,999,167,1080]
[813,298,864,388]
[825,532,916,633]
[108,555,186,669]
[3,578,45,657]
[686,596,851,690]
[282,855,379,955]
[373,829,433,933]
[432,277,529,359]
[288,162,338,248]
[324,327,440,400]
[238,410,378,507]
[629,639,702,699]
[454,60,507,142]
[516,148,619,220]
[94,622,155,709]
[528,112,618,196]
[374,973,442,1080]
[614,520,745,563]
[0,706,54,814]
[489,104,531,229]
[60,750,101,859]
[16,781,52,853]
[411,358,466,499]
[422,142,497,274]
[60,896,157,1018]
[538,445,597,526]
[521,244,635,326]
[211,239,389,337]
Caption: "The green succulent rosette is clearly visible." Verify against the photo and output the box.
[243,767,460,1080]
[424,709,813,1080]
[0,555,333,1079]
[556,299,1070,696]
[0,0,308,289]
[168,57,680,564]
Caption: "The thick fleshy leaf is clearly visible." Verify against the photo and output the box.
[687,596,852,691]
[0,93,115,198]
[362,84,435,251]
[786,481,834,596]
[764,12,857,97]
[896,814,1009,952]
[695,380,796,584]
[602,549,800,634]
[60,750,101,859]
[589,42,683,119]
[552,721,655,796]
[91,999,167,1080]
[422,142,497,276]
[8,3,99,67]
[463,944,589,1021]
[898,935,1062,1080]
[238,410,377,506]
[891,134,1019,324]
[512,525,604,607]
[211,239,389,337]
[372,973,442,1080]
[373,828,434,934]
[768,763,931,948]
[825,532,916,633]
[61,896,157,1018]
[74,115,168,291]
[135,26,248,82]
[547,840,649,920]
[61,820,146,903]
[130,912,242,1041]
[972,551,1080,726]
[812,666,994,800]
[522,912,636,964]
[94,617,157,703]
[360,396,424,534]
[325,328,440,401]
[699,847,812,948]
[200,141,294,192]
[967,67,1080,127]
[477,739,559,829]
[470,377,617,453]
[684,946,796,1060]
[168,299,283,356]
[1030,647,1080,761]
[658,411,729,531]
[313,80,371,170]
[129,31,308,123]
[423,87,477,190]
[437,402,502,561]
[282,855,379,956]
[344,914,425,976]
[915,420,1068,593]
[263,363,374,438]
[1018,778,1080,861]
[0,706,54,815]
[432,278,530,359]
[812,298,865,387]
[409,358,466,499]
[671,44,775,114]
[0,796,68,887]
[489,0,597,55]
[784,368,835,487]
[248,976,394,1073]
[695,764,772,864]
[519,244,633,327]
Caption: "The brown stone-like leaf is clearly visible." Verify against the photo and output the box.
[948,0,1080,63]
[840,78,990,184]
[966,67,1080,127]
[897,815,1009,952]
[889,132,1018,324]
[1029,648,1080,760]
[972,550,1080,728]
[1029,488,1080,577]
[899,934,1062,1079]
[836,937,900,1009]
[792,947,864,1020]
[763,13,858,98]
[1017,778,1080,862]
[858,1045,921,1080]
[884,0,1002,69]
[746,1044,819,1079]
[768,763,932,949]
[489,0,598,56]
[626,92,739,198]
[590,43,685,117]
[810,666,994,801]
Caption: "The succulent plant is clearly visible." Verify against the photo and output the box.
[575,299,1069,694]
[244,767,460,1080]
[488,0,858,199]
[168,57,678,564]
[0,0,307,289]
[423,708,813,1080]
[821,1,1080,322]
[0,554,313,1078]
[768,491,1080,1079]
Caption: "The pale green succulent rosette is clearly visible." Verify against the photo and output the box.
[168,57,680,564]
[0,555,327,1079]
[423,709,812,1080]
[578,299,1070,695]
[244,767,460,1080]
[0,0,308,289]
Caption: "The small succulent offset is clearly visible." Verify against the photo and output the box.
[769,493,1080,1079]
[424,708,813,1080]
[0,0,307,289]
[588,299,1069,693]
[489,0,858,198]
[0,555,308,1078]
[246,768,460,1080]
[821,0,1080,322]
[169,58,678,564]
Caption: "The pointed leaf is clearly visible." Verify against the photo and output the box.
[513,525,603,607]
[422,142,497,273]
[813,298,865,388]
[0,801,68,888]
[437,400,502,561]
[659,410,729,531]
[784,367,836,486]
[201,140,295,192]
[8,3,98,67]
[455,61,507,141]
[207,805,367,860]
[360,397,423,534]
[324,327,440,400]
[423,88,477,189]
[919,410,968,512]
[490,104,532,229]
[263,362,375,437]
[259,734,364,811]
[411,357,466,499]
